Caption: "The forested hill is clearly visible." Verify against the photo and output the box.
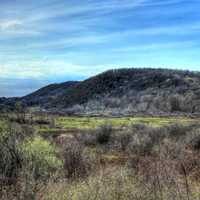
[1,68,200,115]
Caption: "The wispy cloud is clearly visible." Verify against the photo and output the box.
[0,60,113,80]
[0,19,22,30]
[1,21,200,52]
[25,0,150,21]
[0,0,187,38]
[1,0,200,96]
[112,40,198,53]
[0,18,42,37]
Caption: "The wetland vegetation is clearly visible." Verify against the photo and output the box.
[0,113,199,199]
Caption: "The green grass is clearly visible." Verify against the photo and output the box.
[55,116,198,130]
[1,114,197,134]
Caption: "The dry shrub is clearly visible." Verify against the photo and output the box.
[75,131,98,146]
[75,124,113,147]
[126,125,163,156]
[118,132,133,151]
[0,124,23,183]
[184,129,200,150]
[159,138,183,159]
[96,124,113,145]
[127,134,154,156]
[0,122,61,200]
[63,142,92,178]
[176,150,200,181]
[165,124,191,139]
[127,155,199,200]
[41,165,200,200]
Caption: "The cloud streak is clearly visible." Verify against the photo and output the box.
[1,0,200,96]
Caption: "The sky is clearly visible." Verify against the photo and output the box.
[1,0,200,97]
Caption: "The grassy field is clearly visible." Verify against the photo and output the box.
[1,114,198,134]
[56,116,199,129]
[1,114,199,136]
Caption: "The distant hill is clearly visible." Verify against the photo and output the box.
[22,81,79,107]
[1,68,200,115]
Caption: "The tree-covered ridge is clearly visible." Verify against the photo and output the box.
[1,68,200,115]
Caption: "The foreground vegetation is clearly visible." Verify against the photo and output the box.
[0,113,200,199]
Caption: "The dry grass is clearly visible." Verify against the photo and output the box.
[0,115,200,200]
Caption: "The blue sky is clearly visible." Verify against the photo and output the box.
[1,0,200,97]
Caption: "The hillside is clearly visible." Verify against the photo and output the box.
[1,68,200,115]
[22,81,79,107]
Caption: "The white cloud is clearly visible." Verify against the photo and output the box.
[0,59,114,80]
[27,0,185,22]
[0,19,22,30]
[26,0,150,22]
[1,21,199,51]
[0,0,197,40]
[0,18,42,37]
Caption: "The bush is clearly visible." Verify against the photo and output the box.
[165,124,191,139]
[9,123,35,141]
[169,95,182,112]
[63,142,91,178]
[118,132,132,151]
[0,122,62,199]
[75,131,97,146]
[127,125,167,155]
[75,124,113,147]
[159,138,183,159]
[185,130,200,150]
[21,136,62,181]
[128,133,155,155]
[191,135,200,150]
[0,127,22,182]
[96,124,113,145]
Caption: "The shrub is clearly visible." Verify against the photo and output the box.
[128,133,155,156]
[0,127,22,182]
[60,167,136,200]
[63,142,91,178]
[75,131,97,146]
[96,124,113,145]
[118,132,132,151]
[185,130,200,150]
[165,124,191,139]
[159,138,183,159]
[0,123,61,199]
[127,125,166,155]
[169,95,182,112]
[9,123,35,141]
[0,123,34,199]
[21,136,62,181]
[75,124,113,147]
[191,134,200,150]
[131,124,163,142]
